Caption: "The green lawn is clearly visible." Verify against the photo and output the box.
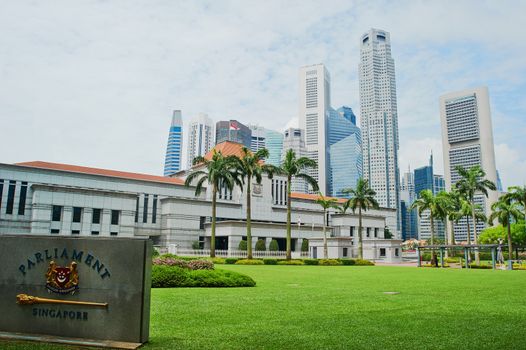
[4,265,526,349]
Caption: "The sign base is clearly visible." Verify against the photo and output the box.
[0,331,143,349]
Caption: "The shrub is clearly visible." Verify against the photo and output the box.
[160,253,178,259]
[277,260,304,265]
[468,264,492,269]
[235,259,264,265]
[354,259,375,266]
[303,259,319,265]
[301,239,309,252]
[255,239,266,251]
[319,259,342,266]
[238,240,247,251]
[153,257,189,269]
[339,259,356,266]
[191,241,201,250]
[151,265,255,288]
[225,258,240,264]
[422,263,450,268]
[152,248,160,257]
[188,260,214,270]
[208,257,226,264]
[269,239,279,251]
[445,257,461,264]
[263,258,278,265]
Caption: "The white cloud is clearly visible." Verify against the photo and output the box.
[398,137,444,176]
[494,143,526,189]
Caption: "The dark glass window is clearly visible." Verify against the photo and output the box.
[343,248,348,257]
[91,231,99,235]
[135,196,139,223]
[199,216,206,229]
[50,229,60,234]
[0,179,4,211]
[72,230,80,235]
[143,195,149,223]
[374,228,378,238]
[366,228,370,238]
[6,180,16,214]
[52,205,62,221]
[72,207,82,223]
[350,227,354,237]
[152,195,158,224]
[380,248,386,257]
[18,182,28,215]
[110,231,118,236]
[111,210,120,225]
[92,209,101,224]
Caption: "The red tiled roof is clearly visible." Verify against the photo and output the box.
[14,161,184,185]
[290,192,346,203]
[204,141,247,160]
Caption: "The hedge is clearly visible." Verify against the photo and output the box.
[152,265,256,288]
[263,258,278,265]
[303,259,319,265]
[319,259,341,266]
[277,260,304,265]
[238,240,247,251]
[255,239,266,251]
[269,239,279,251]
[339,259,356,266]
[235,259,264,265]
[354,259,375,266]
[225,258,240,264]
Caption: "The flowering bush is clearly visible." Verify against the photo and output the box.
[153,257,189,269]
[188,260,215,270]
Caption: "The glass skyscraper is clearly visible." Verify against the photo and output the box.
[265,129,284,167]
[164,110,183,176]
[327,107,362,198]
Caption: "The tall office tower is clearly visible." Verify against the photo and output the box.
[400,170,417,240]
[186,113,214,169]
[327,107,362,197]
[299,64,331,195]
[440,86,499,242]
[413,154,445,240]
[265,129,284,167]
[336,106,357,125]
[282,128,308,193]
[215,120,252,148]
[359,29,400,215]
[496,170,503,192]
[248,124,266,152]
[163,110,183,176]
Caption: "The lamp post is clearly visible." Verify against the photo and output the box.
[297,217,302,252]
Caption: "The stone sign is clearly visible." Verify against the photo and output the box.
[0,235,151,347]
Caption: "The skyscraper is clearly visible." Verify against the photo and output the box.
[264,129,284,167]
[215,120,251,148]
[440,86,499,242]
[400,170,417,240]
[299,64,331,195]
[163,110,183,176]
[186,113,214,169]
[248,124,266,152]
[327,107,362,197]
[359,29,400,215]
[282,128,308,193]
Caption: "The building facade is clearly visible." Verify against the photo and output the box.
[264,129,284,167]
[400,170,417,240]
[248,124,266,152]
[186,113,214,170]
[439,86,499,242]
[359,29,400,218]
[163,110,183,176]
[282,128,308,193]
[215,120,251,148]
[298,64,331,195]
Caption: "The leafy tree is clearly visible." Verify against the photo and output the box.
[238,240,247,251]
[410,189,448,265]
[455,165,496,264]
[479,222,526,246]
[184,150,243,258]
[276,149,318,259]
[237,147,277,259]
[342,178,379,259]
[503,185,526,238]
[384,226,393,239]
[255,239,266,251]
[301,238,309,252]
[269,239,279,251]
[315,192,340,259]
[489,196,524,269]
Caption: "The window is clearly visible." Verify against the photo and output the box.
[18,182,28,215]
[343,248,348,257]
[92,209,101,224]
[350,227,354,237]
[91,231,99,235]
[110,231,118,236]
[374,228,378,238]
[50,229,60,234]
[0,179,3,211]
[152,195,158,224]
[111,210,120,225]
[395,248,399,257]
[199,216,206,229]
[52,205,62,222]
[380,248,386,257]
[6,180,16,214]
[72,207,82,223]
[143,194,149,223]
[366,228,370,238]
[72,230,80,235]
[135,196,139,223]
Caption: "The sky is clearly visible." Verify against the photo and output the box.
[1,1,525,189]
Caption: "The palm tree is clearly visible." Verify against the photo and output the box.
[184,150,243,258]
[489,196,524,270]
[410,189,447,265]
[315,192,339,259]
[277,149,318,260]
[443,190,463,246]
[504,185,526,236]
[237,147,277,259]
[342,178,379,259]
[455,165,496,264]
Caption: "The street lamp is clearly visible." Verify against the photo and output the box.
[297,217,302,249]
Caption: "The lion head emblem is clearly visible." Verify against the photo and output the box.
[45,261,79,294]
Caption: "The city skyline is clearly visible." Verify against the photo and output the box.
[1,2,525,189]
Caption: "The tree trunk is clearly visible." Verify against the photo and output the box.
[211,184,217,258]
[466,218,471,245]
[450,220,456,245]
[430,214,437,266]
[507,222,513,270]
[246,178,252,260]
[358,206,363,259]
[323,208,328,259]
[286,176,292,260]
[472,206,480,265]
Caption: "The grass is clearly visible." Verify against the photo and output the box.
[3,265,526,350]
